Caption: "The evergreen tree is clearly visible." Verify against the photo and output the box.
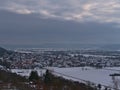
[44,70,52,84]
[97,84,102,90]
[29,71,39,81]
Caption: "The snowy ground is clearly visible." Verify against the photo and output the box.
[11,69,46,77]
[11,67,120,89]
[52,67,120,88]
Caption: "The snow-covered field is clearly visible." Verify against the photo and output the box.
[53,67,120,88]
[11,67,120,89]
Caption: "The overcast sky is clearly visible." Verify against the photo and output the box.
[0,0,120,48]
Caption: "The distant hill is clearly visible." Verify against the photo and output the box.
[100,44,120,51]
[0,47,8,57]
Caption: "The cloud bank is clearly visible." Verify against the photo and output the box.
[1,0,120,47]
[0,0,120,23]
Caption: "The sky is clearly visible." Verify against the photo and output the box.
[0,0,120,48]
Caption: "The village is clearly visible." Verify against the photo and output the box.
[1,49,120,69]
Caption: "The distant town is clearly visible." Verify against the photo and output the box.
[1,47,120,69]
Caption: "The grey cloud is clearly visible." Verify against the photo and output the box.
[0,1,120,47]
[0,10,120,45]
[0,0,120,23]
